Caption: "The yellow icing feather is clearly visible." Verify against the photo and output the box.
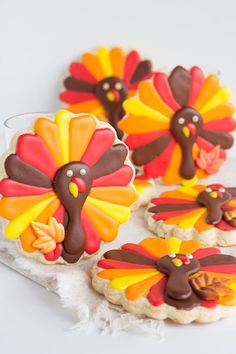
[5,196,57,239]
[167,237,182,254]
[123,99,169,122]
[55,110,72,164]
[86,196,131,223]
[97,47,113,77]
[109,271,159,290]
[200,87,232,114]
[177,186,199,197]
[179,208,206,229]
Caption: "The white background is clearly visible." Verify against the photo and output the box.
[1,0,236,353]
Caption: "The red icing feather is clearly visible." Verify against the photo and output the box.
[151,197,196,205]
[143,139,175,179]
[196,137,226,159]
[216,220,236,231]
[81,211,101,254]
[124,130,169,150]
[121,243,157,260]
[92,165,133,187]
[153,73,180,111]
[152,209,196,221]
[97,259,154,269]
[147,277,167,306]
[0,179,52,197]
[69,62,98,83]
[123,50,140,85]
[203,117,236,132]
[17,134,58,180]
[59,91,96,104]
[200,264,236,274]
[200,299,217,309]
[188,66,204,106]
[81,128,115,166]
[192,247,220,259]
[53,204,65,224]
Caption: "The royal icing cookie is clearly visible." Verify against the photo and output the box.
[146,184,236,246]
[0,110,137,264]
[60,47,153,139]
[92,237,236,323]
[119,66,236,185]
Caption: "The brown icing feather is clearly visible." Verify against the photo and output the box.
[132,135,171,166]
[92,144,128,179]
[200,130,234,149]
[64,77,95,93]
[5,154,52,188]
[168,66,191,106]
[149,202,200,213]
[199,254,236,267]
[104,249,156,265]
[130,60,152,84]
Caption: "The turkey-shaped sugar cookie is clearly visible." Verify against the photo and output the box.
[119,66,236,184]
[60,47,153,139]
[0,110,136,264]
[92,237,236,323]
[146,183,236,246]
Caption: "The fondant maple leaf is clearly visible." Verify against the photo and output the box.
[196,145,224,174]
[31,217,65,254]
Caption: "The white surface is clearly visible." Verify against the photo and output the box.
[1,0,236,353]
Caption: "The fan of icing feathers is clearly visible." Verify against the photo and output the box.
[148,184,236,232]
[0,110,136,264]
[119,66,236,184]
[60,47,152,138]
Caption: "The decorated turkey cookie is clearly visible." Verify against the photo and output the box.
[92,237,236,324]
[119,66,236,185]
[0,110,137,264]
[146,183,236,247]
[60,47,153,139]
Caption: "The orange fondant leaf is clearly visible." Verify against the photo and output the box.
[196,145,224,174]
[31,217,65,254]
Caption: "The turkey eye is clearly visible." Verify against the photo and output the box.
[168,253,176,258]
[178,117,185,125]
[102,82,110,90]
[115,82,123,90]
[192,115,199,123]
[79,168,86,176]
[66,169,73,177]
[205,187,212,193]
[186,254,193,259]
[219,187,225,193]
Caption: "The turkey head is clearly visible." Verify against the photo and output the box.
[96,77,128,138]
[197,184,232,224]
[53,162,92,264]
[157,253,200,308]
